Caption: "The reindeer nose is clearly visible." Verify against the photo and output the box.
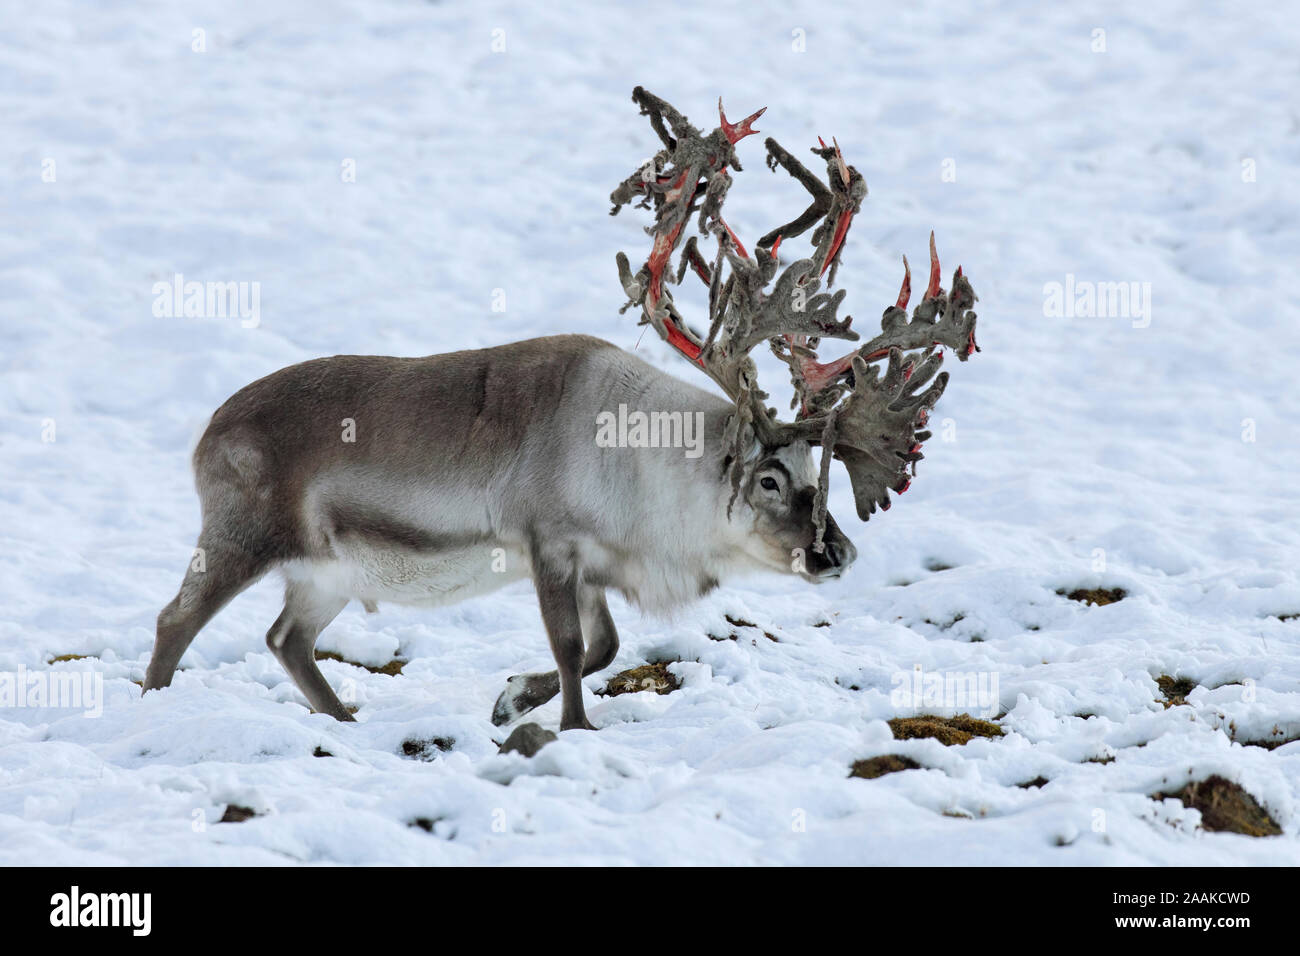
[824,536,857,572]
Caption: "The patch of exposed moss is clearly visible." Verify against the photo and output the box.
[922,613,966,631]
[720,615,778,641]
[1156,775,1281,837]
[712,631,778,643]
[47,653,92,663]
[314,649,405,676]
[1059,587,1126,606]
[219,804,257,823]
[601,662,681,697]
[1156,674,1197,707]
[1276,612,1297,622]
[1239,727,1300,751]
[887,714,1004,746]
[849,754,921,779]
[401,736,454,760]
[312,746,333,757]
[1086,754,1116,765]
[1017,776,1050,789]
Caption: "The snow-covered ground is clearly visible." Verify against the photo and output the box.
[2,0,1298,865]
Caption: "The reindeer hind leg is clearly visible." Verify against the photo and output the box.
[144,535,267,692]
[265,578,351,720]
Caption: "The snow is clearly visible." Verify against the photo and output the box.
[2,0,1298,864]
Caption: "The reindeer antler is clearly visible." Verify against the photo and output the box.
[611,88,981,538]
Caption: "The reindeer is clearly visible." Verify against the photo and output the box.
[143,88,980,731]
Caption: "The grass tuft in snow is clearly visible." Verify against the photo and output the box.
[600,662,682,697]
[1155,776,1282,837]
[1155,675,1198,707]
[315,649,406,676]
[849,755,922,779]
[1058,587,1127,606]
[888,714,1005,746]
[219,805,258,824]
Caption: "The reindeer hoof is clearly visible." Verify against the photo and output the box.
[491,685,522,727]
[491,692,520,727]
[491,672,557,727]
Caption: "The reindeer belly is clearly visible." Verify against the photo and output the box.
[290,540,529,608]
[296,484,530,607]
[354,540,526,606]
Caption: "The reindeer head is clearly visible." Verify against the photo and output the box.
[611,88,980,579]
[729,439,858,582]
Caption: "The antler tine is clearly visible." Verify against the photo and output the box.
[861,234,980,362]
[731,258,857,356]
[758,137,865,279]
[631,85,699,148]
[719,98,767,145]
[789,234,980,417]
[924,230,942,300]
[896,255,912,309]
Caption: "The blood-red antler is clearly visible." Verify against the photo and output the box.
[609,87,983,527]
[719,98,766,144]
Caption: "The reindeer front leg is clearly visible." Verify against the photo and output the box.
[492,585,619,728]
[530,555,598,732]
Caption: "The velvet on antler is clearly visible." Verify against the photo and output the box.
[611,87,981,544]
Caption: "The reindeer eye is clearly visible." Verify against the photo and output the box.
[760,476,779,492]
